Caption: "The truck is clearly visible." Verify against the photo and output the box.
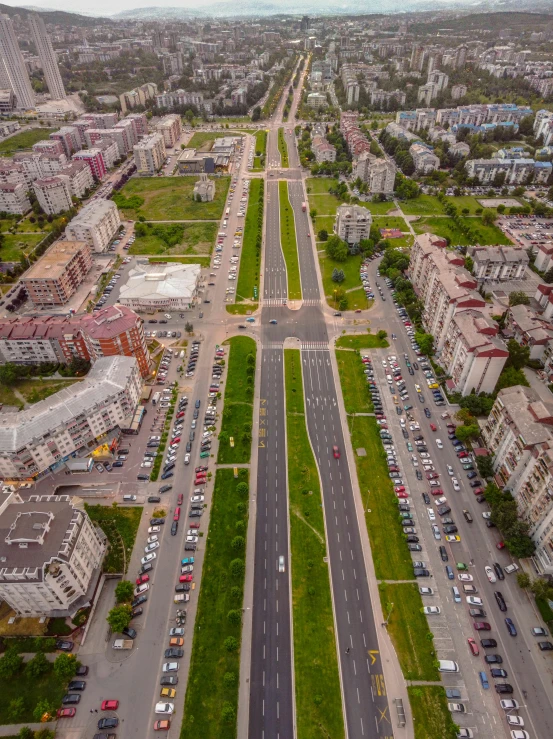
[112,639,133,650]
[301,201,307,212]
[152,391,161,406]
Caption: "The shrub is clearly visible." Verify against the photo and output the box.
[227,609,242,625]
[224,636,239,652]
[230,558,244,576]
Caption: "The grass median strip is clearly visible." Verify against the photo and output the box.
[278,127,289,168]
[336,350,373,414]
[181,468,250,739]
[284,349,345,739]
[217,336,256,464]
[235,178,263,304]
[253,129,267,170]
[335,331,389,350]
[279,181,302,300]
[407,686,458,739]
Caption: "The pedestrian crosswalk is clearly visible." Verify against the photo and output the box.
[301,298,321,306]
[301,341,329,351]
[263,342,284,350]
[262,298,288,306]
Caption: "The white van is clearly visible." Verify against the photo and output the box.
[123,495,137,502]
[438,660,459,673]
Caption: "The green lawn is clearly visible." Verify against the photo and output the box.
[1,233,44,262]
[235,178,263,303]
[226,303,258,315]
[279,181,302,300]
[0,127,57,156]
[85,505,142,574]
[400,195,446,216]
[360,200,399,215]
[378,582,439,680]
[217,336,256,464]
[187,131,242,150]
[335,331,389,350]
[413,216,513,246]
[306,177,339,195]
[252,130,267,171]
[307,192,343,216]
[284,350,345,739]
[115,176,230,221]
[0,384,23,409]
[0,661,67,725]
[345,288,372,311]
[128,222,217,256]
[444,195,487,215]
[278,127,289,168]
[320,252,363,305]
[147,255,210,267]
[336,350,373,414]
[16,379,79,405]
[345,414,414,580]
[313,216,335,238]
[408,686,458,739]
[372,216,410,231]
[181,469,249,739]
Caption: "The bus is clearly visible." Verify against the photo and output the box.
[152,391,161,406]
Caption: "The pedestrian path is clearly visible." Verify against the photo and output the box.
[0,723,56,736]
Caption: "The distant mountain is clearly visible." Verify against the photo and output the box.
[0,2,106,25]
[112,5,207,19]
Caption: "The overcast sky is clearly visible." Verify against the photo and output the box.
[4,0,222,16]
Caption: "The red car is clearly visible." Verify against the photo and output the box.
[177,493,183,505]
[172,437,181,444]
[154,720,171,731]
[195,466,208,473]
[467,637,479,656]
[457,451,469,458]
[473,622,491,631]
[430,423,437,432]
[426,471,439,480]
[176,412,185,419]
[136,574,150,585]
[173,507,181,521]
[355,309,362,313]
[496,541,505,550]
[179,574,193,582]
[394,486,406,493]
[396,492,409,499]
[189,522,200,529]
[57,707,76,718]
[101,700,119,711]
[333,445,340,459]
[195,471,207,479]
[431,489,444,496]
[472,488,483,496]
[194,479,206,487]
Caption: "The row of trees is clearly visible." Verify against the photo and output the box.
[484,483,535,558]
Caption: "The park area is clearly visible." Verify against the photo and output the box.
[412,215,512,246]
[128,222,218,256]
[0,127,57,157]
[113,176,230,221]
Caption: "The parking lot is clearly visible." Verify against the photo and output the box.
[497,215,553,253]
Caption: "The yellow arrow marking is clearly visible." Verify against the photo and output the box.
[368,650,379,665]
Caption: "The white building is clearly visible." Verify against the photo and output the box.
[118,262,201,312]
[0,492,106,617]
[0,182,30,214]
[451,84,467,100]
[410,143,440,173]
[28,13,66,100]
[355,152,396,194]
[306,92,327,109]
[65,199,121,253]
[0,355,141,480]
[193,173,215,202]
[469,246,529,282]
[134,133,166,176]
[32,175,72,215]
[0,14,35,109]
[334,204,372,244]
[59,161,94,199]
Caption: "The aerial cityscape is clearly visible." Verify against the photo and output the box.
[0,2,553,738]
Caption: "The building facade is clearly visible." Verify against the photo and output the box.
[0,182,30,214]
[28,13,66,100]
[334,204,372,244]
[21,240,92,307]
[32,175,73,215]
[134,133,166,176]
[65,200,120,253]
[0,14,35,109]
[155,114,182,148]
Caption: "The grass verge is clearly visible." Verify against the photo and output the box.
[284,349,345,739]
[0,128,57,156]
[226,303,258,315]
[253,130,267,170]
[278,127,289,168]
[378,582,439,680]
[320,253,363,304]
[407,686,458,739]
[335,331,389,349]
[85,505,142,573]
[278,181,302,300]
[235,178,263,303]
[336,351,373,413]
[217,336,256,464]
[181,469,250,739]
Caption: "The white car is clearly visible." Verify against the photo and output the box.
[186,535,198,543]
[141,553,156,565]
[447,465,454,476]
[420,452,430,459]
[144,541,160,553]
[134,583,149,596]
[419,587,434,596]
[458,574,473,582]
[482,512,492,519]
[452,479,460,491]
[184,453,191,465]
[500,700,519,710]
[162,663,179,672]
[507,717,525,727]
[155,702,175,715]
[510,732,530,739]
[427,508,436,521]
[436,439,443,449]
[485,565,497,583]
[148,526,161,534]
[147,535,158,544]
[141,461,153,468]
[423,606,441,615]
[466,596,483,606]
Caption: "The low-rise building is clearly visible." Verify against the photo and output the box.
[0,355,141,480]
[506,303,553,361]
[0,492,106,617]
[193,173,215,202]
[0,182,30,215]
[32,175,73,215]
[469,246,529,282]
[118,262,201,312]
[134,133,166,176]
[21,240,92,307]
[334,204,372,245]
[465,157,552,184]
[155,114,182,148]
[65,200,121,253]
[306,92,327,108]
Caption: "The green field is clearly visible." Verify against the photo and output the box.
[253,129,267,170]
[400,195,446,216]
[128,222,217,256]
[335,331,389,350]
[187,131,243,150]
[313,216,335,238]
[115,176,230,221]
[360,200,400,215]
[284,350,345,739]
[336,350,373,414]
[85,505,142,574]
[373,216,410,231]
[320,253,364,307]
[181,469,250,739]
[217,336,256,464]
[0,127,57,156]
[278,127,289,168]
[408,686,458,739]
[413,216,513,246]
[0,233,45,262]
[235,178,263,303]
[0,659,67,725]
[306,177,339,194]
[279,181,302,300]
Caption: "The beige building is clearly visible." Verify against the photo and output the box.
[0,182,30,214]
[134,133,166,176]
[334,204,372,245]
[0,492,106,617]
[155,114,182,148]
[355,152,396,194]
[21,240,92,307]
[32,175,73,215]
[65,199,121,253]
[193,173,215,202]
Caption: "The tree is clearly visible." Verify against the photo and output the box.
[0,651,23,678]
[331,268,345,283]
[317,229,328,241]
[8,697,25,722]
[414,332,434,356]
[0,362,18,385]
[481,208,496,226]
[25,651,50,679]
[506,339,530,370]
[53,652,77,681]
[325,235,348,262]
[377,330,388,340]
[310,208,317,220]
[509,291,530,307]
[185,322,194,335]
[455,424,480,442]
[107,604,132,634]
[516,571,532,590]
[33,699,54,722]
[530,577,553,601]
[495,366,530,394]
[18,728,34,739]
[115,579,134,604]
[476,455,494,479]
[464,256,474,273]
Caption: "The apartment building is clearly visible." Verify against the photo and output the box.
[121,112,148,140]
[0,355,141,480]
[155,90,204,109]
[28,13,66,100]
[395,108,437,132]
[465,157,552,185]
[65,200,121,253]
[33,139,64,157]
[306,92,327,109]
[0,492,106,617]
[114,118,139,149]
[312,135,336,163]
[32,176,73,215]
[506,303,553,361]
[418,72,448,106]
[469,246,529,282]
[0,182,30,215]
[14,151,67,182]
[49,127,80,158]
[334,204,372,244]
[120,82,158,114]
[96,139,119,170]
[451,84,468,100]
[155,114,183,148]
[409,143,440,173]
[0,159,26,187]
[21,241,92,307]
[355,152,396,194]
[370,89,406,107]
[72,148,107,181]
[482,385,553,574]
[134,133,166,176]
[82,112,119,130]
[59,161,94,199]
[85,128,129,158]
[0,14,35,109]
[0,305,150,377]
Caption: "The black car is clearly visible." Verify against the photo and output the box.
[138,475,150,482]
[491,668,508,678]
[62,694,81,705]
[494,684,513,695]
[494,562,505,580]
[160,676,178,686]
[75,665,89,677]
[122,627,137,639]
[494,591,507,611]
[443,525,458,534]
[56,640,74,652]
[164,647,184,658]
[98,718,119,730]
[538,641,553,650]
[413,568,430,577]
[439,545,448,562]
[437,505,451,516]
[408,543,422,551]
[68,680,86,691]
[485,654,503,663]
[480,639,497,648]
[445,688,461,699]
[175,583,190,592]
[416,470,423,480]
[159,485,172,493]
[422,492,431,504]
[150,518,165,525]
[131,595,148,608]
[171,520,178,535]
[131,607,143,618]
[148,496,161,503]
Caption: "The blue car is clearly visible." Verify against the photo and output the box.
[445,565,454,580]
[505,618,517,637]
[479,671,489,689]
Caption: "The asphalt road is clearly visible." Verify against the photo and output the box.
[368,260,553,739]
[264,180,287,303]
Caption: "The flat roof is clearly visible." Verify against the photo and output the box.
[23,241,88,281]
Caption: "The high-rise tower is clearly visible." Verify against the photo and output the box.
[0,14,35,109]
[28,13,66,100]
